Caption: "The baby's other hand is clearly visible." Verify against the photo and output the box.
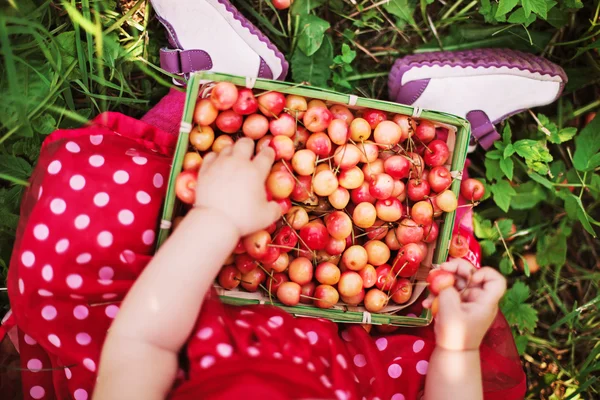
[194,138,280,236]
[423,258,507,351]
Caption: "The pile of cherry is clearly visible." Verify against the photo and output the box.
[174,82,486,314]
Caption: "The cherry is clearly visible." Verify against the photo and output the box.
[294,126,310,148]
[364,288,388,312]
[329,187,350,210]
[303,106,333,132]
[384,155,411,180]
[290,175,314,203]
[449,234,469,258]
[333,144,362,170]
[395,219,424,245]
[374,121,402,145]
[375,264,396,291]
[338,271,364,297]
[266,170,295,200]
[265,252,290,273]
[286,206,309,230]
[393,242,424,277]
[427,269,455,296]
[391,114,416,142]
[329,104,354,123]
[275,197,292,215]
[210,82,238,110]
[341,289,365,306]
[277,281,301,306]
[352,202,377,228]
[435,190,458,212]
[241,267,266,292]
[235,253,257,274]
[415,120,436,143]
[407,179,431,201]
[300,282,317,304]
[342,245,369,271]
[338,166,364,190]
[369,173,395,200]
[328,118,349,145]
[423,139,450,167]
[366,219,388,240]
[190,125,214,151]
[363,108,387,129]
[314,285,339,309]
[242,230,271,259]
[384,229,402,251]
[349,118,372,141]
[232,88,258,115]
[351,182,377,204]
[183,152,202,171]
[359,265,377,288]
[175,170,198,205]
[194,99,218,126]
[325,236,346,256]
[411,201,434,226]
[362,159,385,182]
[518,253,539,274]
[218,265,241,290]
[313,169,339,197]
[273,226,298,252]
[364,240,390,266]
[299,220,329,250]
[428,166,452,193]
[357,141,379,163]
[376,198,403,222]
[265,272,288,296]
[315,262,341,285]
[288,257,314,285]
[215,110,243,134]
[422,221,439,243]
[242,114,269,139]
[306,132,332,157]
[460,178,485,202]
[390,279,412,304]
[258,91,286,117]
[269,135,295,160]
[324,211,353,240]
[270,113,297,138]
[285,94,307,118]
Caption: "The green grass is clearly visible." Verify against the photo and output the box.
[1,1,599,398]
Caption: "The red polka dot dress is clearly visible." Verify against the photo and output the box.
[6,100,526,400]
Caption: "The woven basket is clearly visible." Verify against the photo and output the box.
[156,72,471,327]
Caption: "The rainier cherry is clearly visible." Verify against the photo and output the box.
[341,289,365,306]
[449,234,469,258]
[395,219,424,245]
[308,99,327,109]
[190,125,214,151]
[242,230,271,259]
[423,139,450,167]
[314,285,339,309]
[285,94,307,118]
[290,175,314,203]
[256,135,273,153]
[258,91,286,117]
[342,245,369,271]
[325,236,346,256]
[364,240,390,266]
[428,166,452,192]
[266,170,295,199]
[235,254,257,274]
[265,252,290,273]
[390,279,412,304]
[242,114,269,139]
[210,82,238,110]
[351,182,376,204]
[407,178,431,201]
[375,264,395,290]
[392,114,416,142]
[392,180,406,199]
[269,135,295,160]
[357,141,379,163]
[333,144,362,169]
[232,88,258,115]
[385,229,402,251]
[328,187,350,209]
[175,170,198,205]
[364,289,388,312]
[366,219,388,240]
[328,119,349,145]
[299,220,329,250]
[369,173,394,200]
[426,269,456,296]
[294,126,310,148]
[415,120,436,143]
[241,268,266,292]
[329,104,354,123]
[194,99,219,126]
[303,106,333,132]
[273,226,298,252]
[338,166,364,189]
[384,155,411,180]
[306,132,332,157]
[218,266,241,290]
[266,272,288,295]
[300,282,316,304]
[411,201,434,225]
[291,149,317,176]
[375,198,402,222]
[374,120,402,145]
[183,152,202,171]
[216,110,243,134]
[363,109,387,129]
[359,265,377,288]
[286,206,309,230]
[270,113,296,138]
[349,118,372,141]
[324,211,353,240]
[460,178,485,201]
[315,262,341,285]
[258,245,280,265]
[352,202,377,228]
[393,243,424,277]
[362,159,385,182]
[435,190,458,212]
[338,271,364,297]
[422,222,439,243]
[289,257,314,285]
[277,281,301,306]
[313,169,339,196]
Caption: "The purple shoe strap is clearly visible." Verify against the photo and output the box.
[160,48,213,75]
[466,110,501,150]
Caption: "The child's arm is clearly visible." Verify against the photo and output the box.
[94,139,279,400]
[423,259,507,400]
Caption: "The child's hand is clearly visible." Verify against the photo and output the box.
[423,258,507,351]
[194,138,281,236]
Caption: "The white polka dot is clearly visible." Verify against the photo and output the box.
[74,388,88,400]
[293,356,303,364]
[320,356,330,367]
[38,289,53,297]
[73,305,89,320]
[406,313,417,318]
[38,186,43,199]
[27,358,42,372]
[21,251,35,267]
[48,334,61,347]
[76,333,92,346]
[335,390,349,400]
[200,355,215,369]
[376,337,388,351]
[33,224,49,240]
[118,210,134,225]
[307,362,315,372]
[69,175,86,190]
[136,191,151,205]
[76,253,92,264]
[336,354,348,369]
[247,346,260,357]
[89,155,104,167]
[105,305,119,319]
[90,135,103,145]
[83,358,96,372]
[102,293,117,300]
[18,279,24,294]
[55,238,69,254]
[74,214,90,230]
[235,320,250,328]
[240,310,254,316]
[294,328,307,339]
[216,343,233,358]
[41,305,57,321]
[142,230,155,246]
[267,315,284,329]
[132,156,147,165]
[97,231,113,247]
[320,375,332,388]
[341,330,352,342]
[30,386,45,399]
[413,339,425,353]
[153,173,164,188]
[307,331,318,345]
[66,141,81,153]
[24,334,37,345]
[125,148,139,156]
[391,394,406,400]
[113,170,129,184]
[388,363,403,378]
[65,367,72,379]
[416,360,429,375]
[48,160,62,174]
[98,266,114,281]
[119,249,135,264]
[197,327,213,340]
[93,192,110,207]
[66,274,83,289]
[273,352,282,359]
[50,198,66,214]
[353,354,367,367]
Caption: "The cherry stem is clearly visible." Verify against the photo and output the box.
[495,221,517,270]
[299,294,337,306]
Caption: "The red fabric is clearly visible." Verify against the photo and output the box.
[8,110,525,400]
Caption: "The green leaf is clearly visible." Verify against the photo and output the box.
[485,158,504,182]
[499,256,514,275]
[536,228,568,266]
[480,240,497,257]
[56,31,77,71]
[291,34,333,87]
[383,0,418,27]
[496,0,520,17]
[340,44,357,64]
[500,281,538,332]
[32,114,57,136]
[499,157,514,181]
[511,181,545,209]
[486,149,502,160]
[528,172,554,190]
[0,155,32,181]
[514,335,529,355]
[573,114,600,171]
[503,143,515,158]
[508,7,538,25]
[297,15,330,56]
[522,0,548,19]
[549,127,577,144]
[514,139,553,163]
[490,180,517,212]
[290,0,325,16]
[497,219,515,238]
[546,6,569,28]
[473,213,495,240]
[563,194,597,237]
[502,123,512,143]
[564,0,583,8]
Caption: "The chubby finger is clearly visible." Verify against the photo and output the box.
[233,137,255,159]
[261,201,282,228]
[440,258,476,281]
[198,152,218,177]
[469,267,507,305]
[253,147,276,179]
[437,287,461,316]
[422,294,435,309]
[219,144,234,157]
